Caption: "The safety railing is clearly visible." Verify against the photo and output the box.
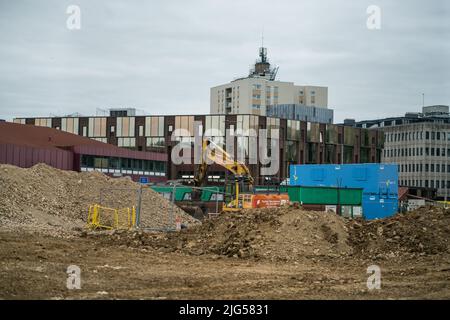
[87,204,136,230]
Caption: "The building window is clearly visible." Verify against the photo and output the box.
[145,117,164,137]
[13,118,26,124]
[205,115,226,137]
[116,117,135,137]
[174,115,194,137]
[61,118,79,135]
[139,125,144,137]
[35,118,52,127]
[88,117,107,138]
[117,137,136,148]
[146,137,165,148]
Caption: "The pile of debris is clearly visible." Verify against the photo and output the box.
[347,206,450,259]
[94,206,353,261]
[89,205,450,263]
[0,164,198,236]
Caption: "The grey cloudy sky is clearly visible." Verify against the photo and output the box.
[0,0,448,123]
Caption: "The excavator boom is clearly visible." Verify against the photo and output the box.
[194,139,254,186]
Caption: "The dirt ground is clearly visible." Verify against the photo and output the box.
[1,230,449,300]
[1,164,449,299]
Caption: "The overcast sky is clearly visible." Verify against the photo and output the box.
[0,0,448,123]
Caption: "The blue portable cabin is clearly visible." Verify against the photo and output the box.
[289,163,398,219]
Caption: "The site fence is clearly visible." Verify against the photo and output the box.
[86,204,136,230]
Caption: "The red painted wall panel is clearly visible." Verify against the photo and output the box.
[0,143,164,182]
[26,148,33,168]
[0,144,6,163]
[6,144,13,163]
[19,146,26,168]
[0,143,74,171]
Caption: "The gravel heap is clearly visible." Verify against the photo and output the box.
[347,206,450,259]
[0,164,199,236]
[93,206,353,261]
[89,205,450,263]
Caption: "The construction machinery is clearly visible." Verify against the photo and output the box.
[194,138,288,212]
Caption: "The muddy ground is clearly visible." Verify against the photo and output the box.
[1,230,449,300]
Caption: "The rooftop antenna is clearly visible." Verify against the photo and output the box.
[259,27,268,63]
[261,26,264,48]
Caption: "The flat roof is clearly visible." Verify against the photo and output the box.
[0,122,167,161]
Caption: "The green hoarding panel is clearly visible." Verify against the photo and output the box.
[288,186,362,205]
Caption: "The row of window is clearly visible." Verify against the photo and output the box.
[385,130,450,142]
[14,116,376,149]
[401,179,450,189]
[384,147,450,158]
[399,163,450,173]
[80,155,166,175]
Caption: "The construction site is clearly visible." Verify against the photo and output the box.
[0,1,449,302]
[0,161,449,299]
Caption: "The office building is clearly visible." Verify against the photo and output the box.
[266,104,333,124]
[210,47,328,117]
[13,109,383,183]
[355,105,450,199]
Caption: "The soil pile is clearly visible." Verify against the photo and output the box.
[0,164,198,236]
[96,206,353,261]
[91,205,450,263]
[348,206,450,259]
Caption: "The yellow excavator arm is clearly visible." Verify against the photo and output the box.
[194,139,254,187]
[194,138,253,211]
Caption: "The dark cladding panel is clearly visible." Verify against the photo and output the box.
[19,146,26,167]
[25,147,33,167]
[0,144,6,163]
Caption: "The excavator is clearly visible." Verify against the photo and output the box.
[193,138,288,212]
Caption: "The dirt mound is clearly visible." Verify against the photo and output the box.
[89,205,450,264]
[0,164,199,236]
[96,206,353,261]
[348,206,450,259]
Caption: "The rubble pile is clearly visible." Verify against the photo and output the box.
[91,205,450,263]
[348,206,450,259]
[97,206,353,261]
[0,164,198,235]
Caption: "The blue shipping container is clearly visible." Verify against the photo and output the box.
[289,163,398,219]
